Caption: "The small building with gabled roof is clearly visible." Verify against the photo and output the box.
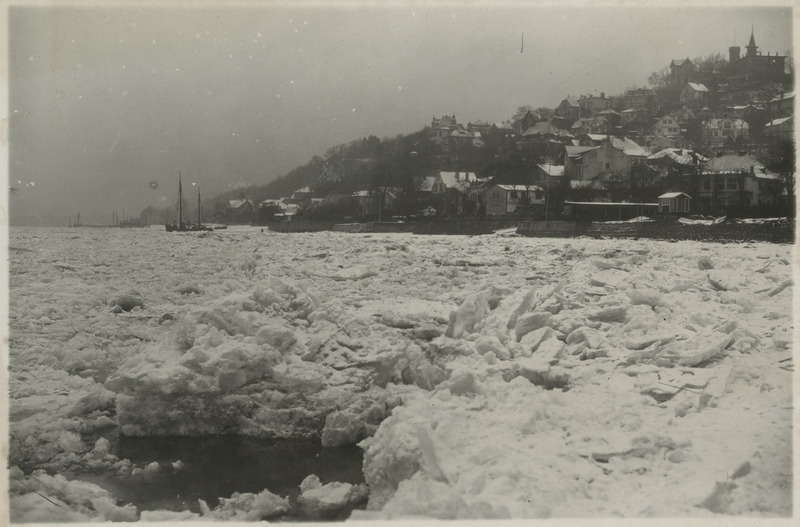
[680,82,710,104]
[658,192,692,213]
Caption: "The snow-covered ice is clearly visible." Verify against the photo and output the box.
[7,225,794,520]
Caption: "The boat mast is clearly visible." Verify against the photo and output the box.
[197,187,202,226]
[178,171,183,227]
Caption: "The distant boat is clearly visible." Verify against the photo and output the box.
[165,172,213,232]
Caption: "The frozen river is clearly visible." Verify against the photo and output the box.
[7,225,794,521]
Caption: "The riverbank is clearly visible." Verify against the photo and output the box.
[265,216,795,244]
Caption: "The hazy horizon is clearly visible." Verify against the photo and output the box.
[7,1,794,226]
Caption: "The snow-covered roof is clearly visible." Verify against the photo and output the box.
[523,121,562,136]
[765,116,792,127]
[449,129,476,138]
[704,153,763,174]
[585,133,608,141]
[438,171,477,191]
[770,92,794,102]
[419,176,436,192]
[565,200,658,206]
[686,82,709,92]
[610,136,649,157]
[351,190,372,197]
[659,192,691,199]
[565,145,600,158]
[537,164,565,177]
[228,199,254,208]
[571,118,593,129]
[704,118,748,129]
[569,180,606,190]
[753,168,780,181]
[647,148,708,165]
[495,184,544,192]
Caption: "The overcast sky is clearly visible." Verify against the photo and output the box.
[6,1,794,225]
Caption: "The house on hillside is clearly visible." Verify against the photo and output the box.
[256,199,300,223]
[555,96,581,126]
[518,110,541,134]
[518,122,572,161]
[723,104,765,123]
[468,120,493,136]
[571,115,614,136]
[670,58,694,86]
[698,152,782,213]
[431,171,478,214]
[225,199,256,223]
[483,123,517,159]
[652,114,682,140]
[702,118,749,147]
[447,129,484,151]
[429,115,461,146]
[578,93,613,118]
[727,30,789,86]
[623,88,658,114]
[289,186,313,206]
[521,121,573,141]
[482,184,544,216]
[621,107,650,126]
[565,137,649,183]
[763,116,793,141]
[680,83,710,105]
[767,92,794,119]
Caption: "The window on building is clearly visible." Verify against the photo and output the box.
[605,162,610,169]
[727,177,738,190]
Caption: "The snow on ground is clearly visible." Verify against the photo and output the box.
[7,225,795,521]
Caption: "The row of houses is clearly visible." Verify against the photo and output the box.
[245,142,781,222]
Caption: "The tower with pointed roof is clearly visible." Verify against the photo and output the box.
[727,27,789,87]
[745,26,758,57]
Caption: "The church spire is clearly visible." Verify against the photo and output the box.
[746,26,758,56]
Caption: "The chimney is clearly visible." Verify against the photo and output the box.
[729,46,740,63]
[600,92,605,99]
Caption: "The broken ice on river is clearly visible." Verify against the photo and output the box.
[6,226,794,521]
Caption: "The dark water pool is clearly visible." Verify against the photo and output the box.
[73,436,365,516]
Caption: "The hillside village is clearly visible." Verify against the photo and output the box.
[170,29,794,227]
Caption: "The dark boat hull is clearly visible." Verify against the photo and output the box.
[165,223,213,232]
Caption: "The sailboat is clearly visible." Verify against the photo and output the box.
[165,172,213,232]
